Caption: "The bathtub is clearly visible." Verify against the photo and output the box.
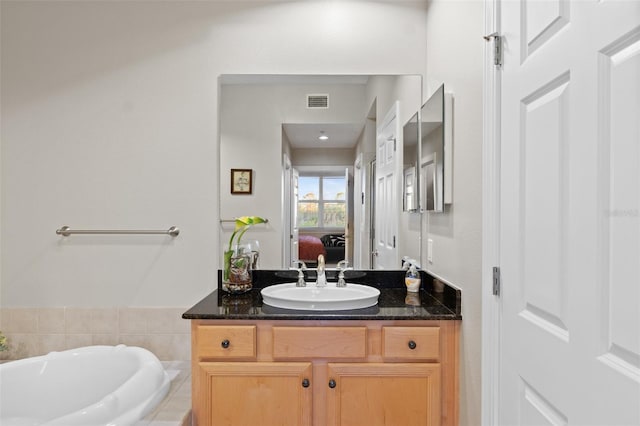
[0,345,170,426]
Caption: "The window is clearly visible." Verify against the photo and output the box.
[297,175,346,228]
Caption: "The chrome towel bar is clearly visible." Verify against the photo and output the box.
[56,226,180,237]
[219,219,269,224]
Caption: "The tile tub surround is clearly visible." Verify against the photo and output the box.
[0,307,190,361]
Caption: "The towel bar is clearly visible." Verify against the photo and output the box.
[56,226,180,237]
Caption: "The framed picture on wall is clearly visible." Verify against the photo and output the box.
[231,169,253,194]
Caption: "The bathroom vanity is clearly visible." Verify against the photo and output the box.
[182,270,461,426]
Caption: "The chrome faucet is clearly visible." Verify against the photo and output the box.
[316,254,327,287]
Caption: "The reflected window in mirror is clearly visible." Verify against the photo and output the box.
[298,174,346,229]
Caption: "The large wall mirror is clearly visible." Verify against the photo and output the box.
[219,74,422,270]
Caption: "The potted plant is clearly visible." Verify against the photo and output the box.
[0,332,8,353]
[223,216,266,293]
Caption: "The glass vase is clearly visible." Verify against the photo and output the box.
[222,249,253,294]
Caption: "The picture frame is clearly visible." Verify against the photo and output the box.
[231,169,253,194]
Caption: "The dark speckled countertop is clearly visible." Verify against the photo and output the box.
[183,269,461,321]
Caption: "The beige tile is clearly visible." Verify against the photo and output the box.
[119,334,149,349]
[39,334,66,354]
[1,309,13,332]
[146,334,191,361]
[92,334,119,346]
[5,333,39,359]
[119,308,148,334]
[90,308,118,334]
[9,309,38,333]
[159,394,191,413]
[147,308,190,334]
[173,336,191,361]
[65,308,92,333]
[65,334,92,350]
[181,411,192,426]
[151,409,188,422]
[38,308,66,333]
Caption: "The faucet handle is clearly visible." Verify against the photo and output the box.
[291,260,307,270]
[290,260,307,287]
[336,260,350,287]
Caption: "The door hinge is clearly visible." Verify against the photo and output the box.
[484,32,502,67]
[393,236,396,248]
[492,266,501,296]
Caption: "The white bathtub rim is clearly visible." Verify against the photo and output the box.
[0,345,171,426]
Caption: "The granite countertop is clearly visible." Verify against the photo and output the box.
[183,270,461,321]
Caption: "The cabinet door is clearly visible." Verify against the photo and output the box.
[326,363,441,426]
[196,362,312,426]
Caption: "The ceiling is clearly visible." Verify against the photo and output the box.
[282,122,364,149]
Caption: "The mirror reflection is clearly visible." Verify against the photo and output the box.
[219,75,422,270]
[402,112,419,212]
[420,84,445,212]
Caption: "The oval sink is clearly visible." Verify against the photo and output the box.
[261,283,380,311]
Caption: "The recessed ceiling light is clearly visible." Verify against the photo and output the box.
[318,131,329,141]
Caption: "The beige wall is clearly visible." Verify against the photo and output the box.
[422,1,484,425]
[1,1,428,308]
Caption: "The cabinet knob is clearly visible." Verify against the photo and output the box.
[328,379,336,389]
[408,340,417,350]
[221,339,230,349]
[302,378,310,388]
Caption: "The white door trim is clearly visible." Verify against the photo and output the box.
[482,0,501,424]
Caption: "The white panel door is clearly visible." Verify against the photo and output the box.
[290,168,300,267]
[344,167,352,265]
[374,102,400,269]
[499,1,640,425]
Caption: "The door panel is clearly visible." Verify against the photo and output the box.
[499,1,640,425]
[291,168,300,267]
[198,362,312,426]
[326,363,441,426]
[374,102,400,269]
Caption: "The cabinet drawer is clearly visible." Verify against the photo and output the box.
[196,325,256,360]
[382,326,440,360]
[273,326,367,359]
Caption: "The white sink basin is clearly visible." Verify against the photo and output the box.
[261,283,380,311]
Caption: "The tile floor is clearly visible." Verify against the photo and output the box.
[136,361,192,426]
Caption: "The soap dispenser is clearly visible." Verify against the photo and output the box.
[404,264,421,292]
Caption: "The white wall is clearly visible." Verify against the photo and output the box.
[1,0,428,307]
[422,1,484,425]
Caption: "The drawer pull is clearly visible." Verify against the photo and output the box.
[408,340,417,350]
[221,339,230,349]
[302,378,310,388]
[328,379,336,389]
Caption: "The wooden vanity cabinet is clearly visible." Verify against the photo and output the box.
[191,320,459,426]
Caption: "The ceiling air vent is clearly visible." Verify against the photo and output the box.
[307,94,329,109]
